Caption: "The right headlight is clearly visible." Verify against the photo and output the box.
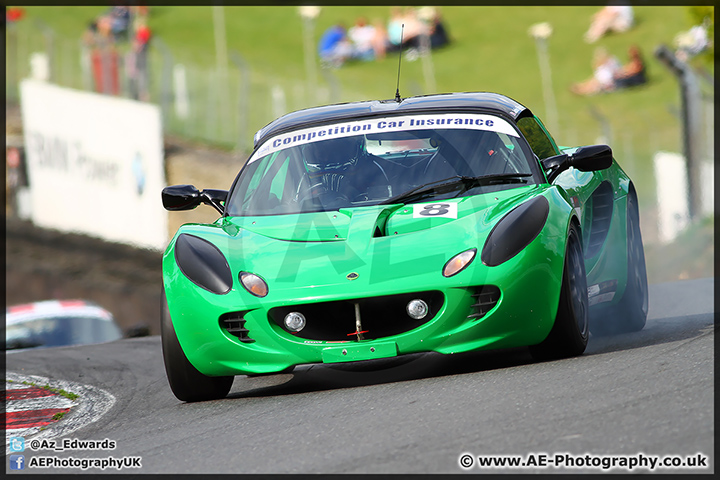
[481,196,549,267]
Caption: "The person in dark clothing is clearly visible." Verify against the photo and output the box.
[614,45,647,89]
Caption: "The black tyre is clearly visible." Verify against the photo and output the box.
[530,222,589,360]
[161,288,233,402]
[590,194,648,336]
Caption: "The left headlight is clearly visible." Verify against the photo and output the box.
[239,272,269,297]
[174,234,233,294]
[443,248,477,277]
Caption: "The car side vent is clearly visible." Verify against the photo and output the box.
[468,285,501,319]
[586,181,614,258]
[220,311,255,343]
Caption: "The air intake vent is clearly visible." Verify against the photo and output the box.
[220,312,255,343]
[586,182,614,258]
[467,285,501,319]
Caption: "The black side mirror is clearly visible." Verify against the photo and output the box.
[162,185,228,214]
[541,145,613,183]
[162,184,201,211]
[569,144,613,171]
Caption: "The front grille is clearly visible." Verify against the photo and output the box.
[220,311,255,343]
[467,285,501,319]
[269,291,444,341]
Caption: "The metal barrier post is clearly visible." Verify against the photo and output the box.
[654,44,704,220]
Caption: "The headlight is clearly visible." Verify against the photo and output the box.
[481,196,549,267]
[443,248,477,277]
[239,272,269,297]
[174,234,232,294]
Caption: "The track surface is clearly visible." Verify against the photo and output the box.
[6,278,714,474]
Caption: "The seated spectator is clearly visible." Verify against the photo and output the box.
[318,23,353,68]
[584,3,634,44]
[613,45,647,89]
[370,18,390,59]
[423,8,451,49]
[674,20,711,61]
[387,7,428,51]
[348,17,377,61]
[570,47,621,96]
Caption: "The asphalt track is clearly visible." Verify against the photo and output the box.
[6,278,714,474]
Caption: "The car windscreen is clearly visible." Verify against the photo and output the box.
[226,113,537,216]
[5,316,123,350]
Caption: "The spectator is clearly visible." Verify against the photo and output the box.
[674,20,711,61]
[91,15,121,95]
[418,7,451,49]
[128,22,151,100]
[387,7,405,50]
[584,3,634,44]
[6,7,25,23]
[613,45,647,89]
[108,5,131,42]
[82,19,99,47]
[570,47,621,96]
[318,23,353,68]
[348,17,377,61]
[370,18,390,60]
[387,7,428,51]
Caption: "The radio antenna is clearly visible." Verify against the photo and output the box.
[394,24,405,103]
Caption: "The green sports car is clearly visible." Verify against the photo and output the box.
[161,92,648,402]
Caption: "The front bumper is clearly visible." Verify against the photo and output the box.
[164,237,564,377]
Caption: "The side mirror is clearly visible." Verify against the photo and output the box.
[541,145,612,183]
[569,144,613,172]
[162,185,228,214]
[162,184,201,211]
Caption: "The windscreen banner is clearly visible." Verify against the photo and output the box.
[252,113,520,162]
[20,80,167,250]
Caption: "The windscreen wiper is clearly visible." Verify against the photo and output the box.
[380,173,532,205]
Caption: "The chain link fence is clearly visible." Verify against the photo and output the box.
[5,19,341,155]
[6,18,714,227]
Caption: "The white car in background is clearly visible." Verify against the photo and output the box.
[5,300,123,350]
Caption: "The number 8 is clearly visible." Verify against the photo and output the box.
[419,203,450,216]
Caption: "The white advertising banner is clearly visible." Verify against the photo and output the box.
[20,80,167,250]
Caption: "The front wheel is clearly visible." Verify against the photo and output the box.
[530,222,589,360]
[161,288,233,402]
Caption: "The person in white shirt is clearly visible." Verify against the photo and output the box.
[584,4,634,44]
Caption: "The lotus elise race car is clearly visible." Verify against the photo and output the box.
[161,92,648,402]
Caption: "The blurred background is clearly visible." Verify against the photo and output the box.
[5,5,714,335]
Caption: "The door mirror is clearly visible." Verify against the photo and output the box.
[162,185,201,211]
[541,145,613,183]
[569,144,613,172]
